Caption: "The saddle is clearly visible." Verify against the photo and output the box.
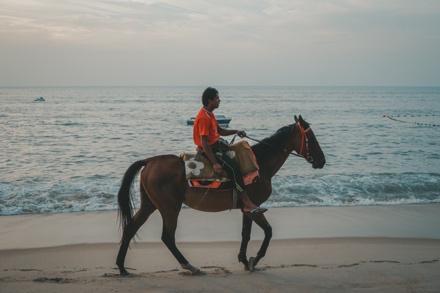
[181,140,259,189]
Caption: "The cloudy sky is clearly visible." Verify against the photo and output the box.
[1,0,439,86]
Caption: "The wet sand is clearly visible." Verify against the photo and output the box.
[1,204,439,292]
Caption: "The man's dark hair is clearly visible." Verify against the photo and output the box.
[202,87,218,107]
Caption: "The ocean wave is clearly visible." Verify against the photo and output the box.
[0,172,439,215]
[267,173,440,207]
[56,121,82,126]
[0,177,121,215]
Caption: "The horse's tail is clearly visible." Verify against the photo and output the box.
[117,159,148,231]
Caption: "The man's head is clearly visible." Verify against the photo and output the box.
[202,87,220,110]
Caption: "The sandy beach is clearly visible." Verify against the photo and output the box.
[1,204,440,292]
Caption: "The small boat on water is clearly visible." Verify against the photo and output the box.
[34,96,45,102]
[187,114,232,127]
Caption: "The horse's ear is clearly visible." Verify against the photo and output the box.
[298,115,310,127]
[294,115,298,122]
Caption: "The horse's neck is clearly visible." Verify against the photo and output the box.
[256,140,293,179]
[262,150,291,178]
[256,125,298,179]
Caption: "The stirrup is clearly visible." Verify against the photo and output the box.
[245,207,267,217]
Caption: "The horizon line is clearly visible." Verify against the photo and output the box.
[1,84,440,88]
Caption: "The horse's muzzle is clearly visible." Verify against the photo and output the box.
[312,159,325,169]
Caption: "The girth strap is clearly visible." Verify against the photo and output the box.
[232,189,238,209]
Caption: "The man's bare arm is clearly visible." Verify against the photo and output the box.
[218,126,246,137]
[201,136,218,164]
[201,136,223,173]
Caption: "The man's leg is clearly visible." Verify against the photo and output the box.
[216,152,266,213]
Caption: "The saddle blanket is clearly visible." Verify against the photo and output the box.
[181,140,259,188]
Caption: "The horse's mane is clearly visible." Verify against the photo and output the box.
[251,124,295,160]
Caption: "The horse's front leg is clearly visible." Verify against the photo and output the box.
[238,213,253,270]
[248,213,272,272]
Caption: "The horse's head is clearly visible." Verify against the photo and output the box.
[293,115,326,169]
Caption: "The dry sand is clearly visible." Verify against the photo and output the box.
[1,204,439,292]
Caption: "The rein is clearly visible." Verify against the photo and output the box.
[231,122,313,162]
[243,134,305,158]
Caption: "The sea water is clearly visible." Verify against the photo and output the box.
[1,86,439,215]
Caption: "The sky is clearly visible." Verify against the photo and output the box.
[1,0,439,86]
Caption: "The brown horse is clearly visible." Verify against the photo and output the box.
[116,115,325,275]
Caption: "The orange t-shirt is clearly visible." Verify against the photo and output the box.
[193,107,220,147]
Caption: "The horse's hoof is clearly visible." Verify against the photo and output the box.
[181,263,203,275]
[238,257,250,271]
[119,268,130,276]
[239,262,250,271]
[248,257,256,272]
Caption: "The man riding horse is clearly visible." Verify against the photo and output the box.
[193,87,267,216]
[116,89,325,275]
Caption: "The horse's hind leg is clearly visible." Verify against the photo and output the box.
[116,187,156,275]
[160,207,201,275]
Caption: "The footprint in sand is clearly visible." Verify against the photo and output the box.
[61,268,88,273]
[338,263,361,268]
[369,260,400,264]
[261,264,318,271]
[419,259,439,264]
[33,277,74,283]
[177,266,232,276]
[200,266,231,275]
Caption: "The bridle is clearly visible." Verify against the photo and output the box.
[296,122,313,163]
[243,122,314,162]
